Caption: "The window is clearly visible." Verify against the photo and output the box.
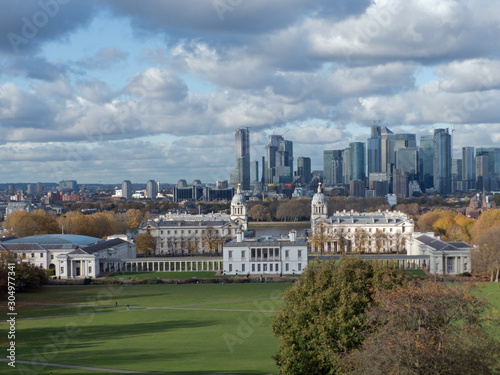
[31,253,35,258]
[298,263,302,271]
[40,263,43,267]
[242,264,245,272]
[241,250,246,259]
[263,264,267,272]
[270,264,273,272]
[229,264,233,272]
[40,253,44,258]
[61,267,64,273]
[285,263,289,272]
[257,264,261,272]
[168,230,171,234]
[285,250,290,259]
[161,230,164,234]
[275,263,279,272]
[298,250,302,259]
[89,266,92,273]
[51,255,54,260]
[252,264,255,272]
[228,250,233,259]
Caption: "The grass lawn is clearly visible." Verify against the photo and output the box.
[106,271,230,280]
[1,284,290,375]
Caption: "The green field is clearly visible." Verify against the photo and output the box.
[1,282,498,375]
[1,284,290,374]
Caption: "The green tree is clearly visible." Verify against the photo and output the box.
[343,281,500,374]
[0,254,48,294]
[271,257,404,375]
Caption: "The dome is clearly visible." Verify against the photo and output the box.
[231,184,246,205]
[312,183,326,204]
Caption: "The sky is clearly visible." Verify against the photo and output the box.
[1,0,500,184]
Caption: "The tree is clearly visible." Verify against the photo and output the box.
[185,236,199,256]
[126,209,143,231]
[2,210,60,237]
[248,204,268,221]
[201,226,224,256]
[343,281,500,374]
[374,229,387,253]
[0,254,48,294]
[135,233,156,255]
[271,258,405,375]
[472,223,500,282]
[308,224,332,254]
[353,228,369,253]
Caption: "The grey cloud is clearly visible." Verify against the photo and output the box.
[78,47,129,70]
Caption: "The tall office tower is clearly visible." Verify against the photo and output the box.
[250,160,259,184]
[475,151,489,191]
[462,147,475,192]
[396,147,419,177]
[342,147,351,184]
[323,150,343,186]
[349,142,366,182]
[263,134,293,184]
[394,133,417,151]
[367,125,382,177]
[122,180,132,200]
[146,179,158,199]
[380,126,395,173]
[475,147,500,191]
[433,128,452,195]
[452,158,463,192]
[26,184,35,195]
[233,128,250,190]
[393,168,409,199]
[58,180,78,191]
[297,157,312,184]
[419,135,434,191]
[36,182,43,194]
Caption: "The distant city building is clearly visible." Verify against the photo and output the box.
[462,147,475,192]
[36,182,44,194]
[297,157,312,184]
[348,142,366,182]
[122,180,132,200]
[146,180,158,199]
[349,180,365,198]
[231,128,251,190]
[396,147,419,176]
[323,150,343,186]
[380,126,395,173]
[250,160,259,185]
[6,201,31,216]
[58,180,78,192]
[433,129,452,195]
[367,125,382,177]
[177,179,188,188]
[419,135,434,191]
[393,169,408,199]
[452,158,463,192]
[26,184,35,195]
[263,134,293,184]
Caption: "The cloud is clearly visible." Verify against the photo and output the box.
[78,47,129,70]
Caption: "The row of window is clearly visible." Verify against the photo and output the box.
[228,249,303,260]
[227,263,303,273]
[158,229,234,235]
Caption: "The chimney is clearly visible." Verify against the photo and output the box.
[237,230,244,243]
[289,230,296,242]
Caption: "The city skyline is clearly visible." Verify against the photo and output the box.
[1,1,500,184]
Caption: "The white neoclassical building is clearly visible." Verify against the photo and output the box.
[0,234,135,278]
[310,184,414,253]
[407,233,472,275]
[223,230,308,275]
[139,185,248,255]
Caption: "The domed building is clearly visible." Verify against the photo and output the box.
[230,184,248,230]
[311,183,328,227]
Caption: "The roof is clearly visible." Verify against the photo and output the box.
[2,234,102,247]
[82,238,127,254]
[321,211,412,225]
[416,235,471,252]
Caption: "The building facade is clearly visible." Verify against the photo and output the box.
[223,230,308,275]
[433,128,452,195]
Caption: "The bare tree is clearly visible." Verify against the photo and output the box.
[308,224,333,254]
[201,226,224,256]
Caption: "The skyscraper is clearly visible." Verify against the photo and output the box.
[380,126,395,173]
[122,180,132,200]
[367,125,381,177]
[462,147,475,192]
[419,135,434,191]
[349,142,366,182]
[323,150,343,186]
[250,160,259,184]
[146,180,158,199]
[297,157,312,184]
[452,158,463,192]
[232,128,250,190]
[433,128,452,195]
[263,134,293,184]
